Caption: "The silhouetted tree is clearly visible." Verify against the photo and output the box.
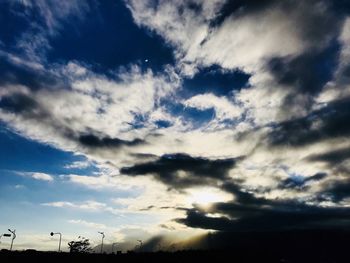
[68,237,92,253]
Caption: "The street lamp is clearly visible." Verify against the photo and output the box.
[8,229,16,251]
[50,232,62,252]
[98,232,105,254]
[112,242,117,254]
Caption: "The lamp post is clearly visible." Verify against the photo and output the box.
[50,232,62,252]
[8,229,16,251]
[98,232,105,254]
[112,242,117,254]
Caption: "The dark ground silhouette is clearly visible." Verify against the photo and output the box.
[1,229,350,263]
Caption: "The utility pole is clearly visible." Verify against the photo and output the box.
[98,232,105,253]
[8,229,16,251]
[50,232,62,252]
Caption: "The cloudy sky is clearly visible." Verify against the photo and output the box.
[1,0,350,252]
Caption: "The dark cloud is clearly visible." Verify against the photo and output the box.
[268,42,339,96]
[78,134,144,148]
[0,90,77,137]
[0,55,66,91]
[120,153,240,189]
[267,97,350,147]
[265,40,340,118]
[211,0,279,27]
[308,148,350,166]
[0,93,40,114]
[177,181,350,231]
[139,205,155,211]
[130,153,158,159]
[138,205,174,211]
[221,182,263,205]
[317,179,350,203]
[214,0,342,45]
[176,209,234,231]
[178,205,350,232]
[294,1,342,47]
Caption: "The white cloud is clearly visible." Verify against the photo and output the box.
[41,200,113,212]
[0,50,45,71]
[31,172,54,181]
[62,173,147,192]
[187,7,304,72]
[126,0,336,75]
[17,172,54,182]
[64,160,91,169]
[41,201,76,208]
[0,63,180,159]
[183,93,243,128]
[68,219,107,229]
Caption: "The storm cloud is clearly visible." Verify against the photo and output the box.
[177,184,350,231]
[267,97,350,147]
[79,134,144,148]
[121,153,240,189]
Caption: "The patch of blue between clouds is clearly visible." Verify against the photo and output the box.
[166,101,215,128]
[181,65,251,98]
[126,100,216,130]
[46,0,175,74]
[126,66,250,130]
[0,122,97,176]
[154,120,172,129]
[0,1,32,50]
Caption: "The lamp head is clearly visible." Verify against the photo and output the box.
[50,232,54,236]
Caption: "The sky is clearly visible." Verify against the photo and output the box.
[1,0,350,252]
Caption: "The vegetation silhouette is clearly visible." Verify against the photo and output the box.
[67,237,92,253]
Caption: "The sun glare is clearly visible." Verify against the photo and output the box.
[187,188,232,206]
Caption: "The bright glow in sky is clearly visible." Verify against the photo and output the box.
[187,188,232,207]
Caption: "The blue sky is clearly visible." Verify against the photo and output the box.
[1,0,350,252]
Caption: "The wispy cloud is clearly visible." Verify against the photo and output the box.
[17,172,54,182]
[64,161,91,170]
[42,200,109,211]
[5,0,92,62]
[41,200,129,217]
[68,219,107,229]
